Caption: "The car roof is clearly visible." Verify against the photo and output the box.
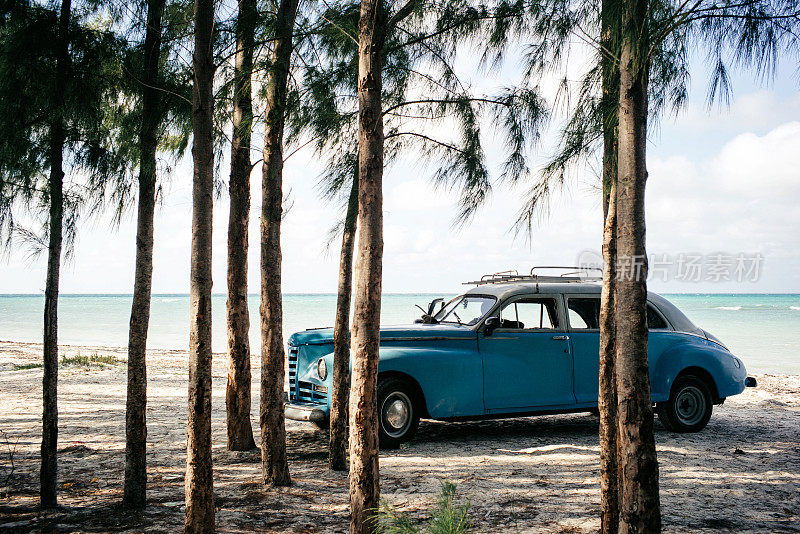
[462,281,702,334]
[463,281,602,300]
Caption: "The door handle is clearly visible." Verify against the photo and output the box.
[552,335,570,340]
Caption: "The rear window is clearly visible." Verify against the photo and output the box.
[647,305,668,329]
[567,297,668,330]
[567,298,600,329]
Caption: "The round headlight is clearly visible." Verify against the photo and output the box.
[317,358,327,380]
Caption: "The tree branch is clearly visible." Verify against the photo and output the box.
[384,131,467,154]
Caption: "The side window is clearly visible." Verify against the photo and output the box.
[647,305,668,329]
[499,298,559,329]
[564,299,667,330]
[567,298,600,329]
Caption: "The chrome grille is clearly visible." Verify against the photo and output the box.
[298,380,328,404]
[288,345,298,401]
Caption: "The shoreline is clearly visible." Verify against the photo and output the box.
[2,339,797,377]
[0,340,237,376]
[3,293,799,374]
[3,291,800,296]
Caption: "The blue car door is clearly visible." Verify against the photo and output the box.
[565,295,602,404]
[479,295,576,412]
[566,294,679,404]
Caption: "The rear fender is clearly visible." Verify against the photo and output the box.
[652,336,746,402]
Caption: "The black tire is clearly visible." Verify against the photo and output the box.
[312,419,329,431]
[657,375,713,433]
[377,377,420,449]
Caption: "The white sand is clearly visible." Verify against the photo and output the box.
[0,339,798,533]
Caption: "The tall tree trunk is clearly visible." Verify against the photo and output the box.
[350,0,385,530]
[123,0,165,509]
[226,0,257,452]
[616,0,660,530]
[598,0,619,530]
[599,176,618,534]
[259,0,299,487]
[41,0,71,509]
[329,173,359,472]
[185,0,215,530]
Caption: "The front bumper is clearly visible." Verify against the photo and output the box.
[284,402,329,424]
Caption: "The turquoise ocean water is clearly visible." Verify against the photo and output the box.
[0,293,798,374]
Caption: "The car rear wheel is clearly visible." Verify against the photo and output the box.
[657,375,713,432]
[378,377,420,449]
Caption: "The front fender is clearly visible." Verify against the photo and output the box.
[377,346,484,418]
[310,341,484,419]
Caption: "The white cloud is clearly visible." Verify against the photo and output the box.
[645,121,800,290]
[712,122,800,192]
[676,91,800,135]
[385,179,451,212]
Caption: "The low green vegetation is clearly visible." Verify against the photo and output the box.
[11,354,123,370]
[376,481,473,534]
[60,353,124,367]
[12,363,43,370]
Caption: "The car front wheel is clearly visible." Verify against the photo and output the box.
[378,377,420,449]
[657,375,713,432]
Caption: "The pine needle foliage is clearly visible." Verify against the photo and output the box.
[376,481,474,534]
[0,0,128,253]
[286,0,550,227]
[475,0,800,236]
[93,0,194,222]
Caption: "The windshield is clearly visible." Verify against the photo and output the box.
[434,295,496,326]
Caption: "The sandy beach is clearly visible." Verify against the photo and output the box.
[0,339,798,533]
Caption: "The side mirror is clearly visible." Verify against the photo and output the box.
[484,316,500,336]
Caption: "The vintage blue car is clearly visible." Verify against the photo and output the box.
[285,269,756,447]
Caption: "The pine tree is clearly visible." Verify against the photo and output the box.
[289,1,548,479]
[123,0,167,509]
[86,0,193,508]
[185,0,216,529]
[329,173,358,471]
[259,0,301,487]
[502,0,800,530]
[225,0,258,453]
[42,0,72,509]
[349,0,386,526]
[0,0,126,508]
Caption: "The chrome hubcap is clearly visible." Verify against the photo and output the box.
[675,385,705,426]
[382,391,412,438]
[386,400,408,429]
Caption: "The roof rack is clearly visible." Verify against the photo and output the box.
[463,266,602,286]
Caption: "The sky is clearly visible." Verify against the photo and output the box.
[1,44,799,296]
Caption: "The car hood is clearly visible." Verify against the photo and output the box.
[288,323,474,346]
